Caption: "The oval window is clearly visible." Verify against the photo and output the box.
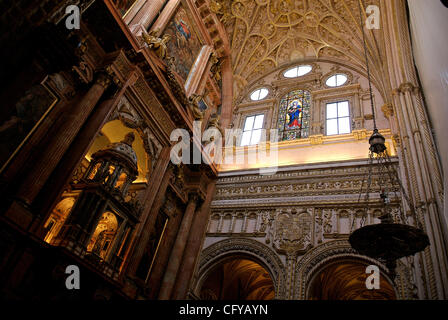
[250,88,269,101]
[326,74,348,87]
[283,65,312,78]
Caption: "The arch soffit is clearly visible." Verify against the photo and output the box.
[294,240,411,300]
[196,238,287,299]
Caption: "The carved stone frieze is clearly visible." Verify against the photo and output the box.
[272,208,313,255]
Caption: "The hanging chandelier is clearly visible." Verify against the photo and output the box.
[348,0,429,279]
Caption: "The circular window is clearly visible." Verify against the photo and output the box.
[326,74,348,87]
[283,65,312,78]
[250,88,269,101]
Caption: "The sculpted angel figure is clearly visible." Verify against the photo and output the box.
[142,29,171,60]
[188,94,204,120]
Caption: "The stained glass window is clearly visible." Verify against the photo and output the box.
[277,89,311,141]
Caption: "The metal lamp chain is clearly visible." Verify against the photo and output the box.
[357,0,377,130]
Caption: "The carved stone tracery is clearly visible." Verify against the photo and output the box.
[217,0,384,102]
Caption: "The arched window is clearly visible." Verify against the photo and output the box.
[283,65,312,78]
[326,74,348,87]
[277,89,311,141]
[250,88,269,101]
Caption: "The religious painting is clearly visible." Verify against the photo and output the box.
[113,0,139,16]
[277,89,311,141]
[0,77,58,171]
[164,2,203,81]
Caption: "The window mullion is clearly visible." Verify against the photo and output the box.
[336,103,340,134]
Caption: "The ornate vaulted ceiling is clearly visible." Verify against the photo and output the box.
[212,0,385,100]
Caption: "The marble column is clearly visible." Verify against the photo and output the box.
[185,46,213,97]
[32,72,137,237]
[124,155,172,277]
[220,57,233,130]
[382,0,448,298]
[311,98,321,135]
[145,206,183,299]
[123,0,146,25]
[150,0,181,35]
[129,0,166,35]
[353,91,364,130]
[171,181,216,299]
[158,194,198,299]
[14,73,112,206]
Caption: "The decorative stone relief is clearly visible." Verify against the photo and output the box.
[272,208,313,255]
[109,95,163,167]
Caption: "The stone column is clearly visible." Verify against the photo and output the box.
[52,191,108,250]
[14,73,112,206]
[158,194,198,299]
[145,206,183,299]
[185,46,213,97]
[382,0,448,299]
[123,0,147,24]
[171,182,216,299]
[219,57,233,130]
[123,149,172,277]
[242,213,248,233]
[129,0,166,35]
[217,213,223,233]
[150,0,181,35]
[255,212,261,233]
[353,91,364,130]
[230,213,236,233]
[285,251,297,300]
[310,98,323,141]
[31,72,137,237]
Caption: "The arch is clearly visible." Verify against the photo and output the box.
[307,257,396,300]
[87,211,119,260]
[90,119,149,182]
[199,259,275,300]
[44,197,76,244]
[294,240,413,300]
[194,238,286,299]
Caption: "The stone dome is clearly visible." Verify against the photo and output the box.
[92,132,138,173]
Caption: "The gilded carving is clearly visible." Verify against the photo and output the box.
[141,29,171,60]
[188,94,205,120]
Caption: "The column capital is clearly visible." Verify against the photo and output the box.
[381,103,394,119]
[396,82,420,95]
[188,193,200,204]
[95,72,113,89]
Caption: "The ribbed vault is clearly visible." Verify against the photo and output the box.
[212,0,386,101]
